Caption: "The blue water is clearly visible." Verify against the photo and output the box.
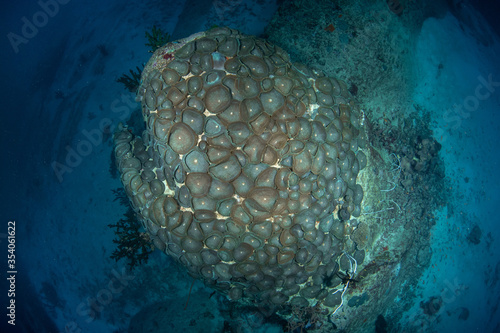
[1,0,499,332]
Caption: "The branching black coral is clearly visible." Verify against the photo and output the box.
[108,206,153,269]
[145,25,170,53]
[116,66,142,93]
[112,188,128,206]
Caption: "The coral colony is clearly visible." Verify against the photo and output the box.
[113,27,367,324]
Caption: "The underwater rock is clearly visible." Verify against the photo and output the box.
[375,314,388,333]
[420,296,442,316]
[458,307,469,321]
[114,27,366,309]
[467,225,481,245]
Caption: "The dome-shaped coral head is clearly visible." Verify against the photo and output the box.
[146,31,207,72]
[115,27,367,311]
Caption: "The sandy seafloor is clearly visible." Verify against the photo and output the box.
[1,0,500,332]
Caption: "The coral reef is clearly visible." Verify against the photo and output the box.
[112,19,448,330]
[113,27,367,316]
